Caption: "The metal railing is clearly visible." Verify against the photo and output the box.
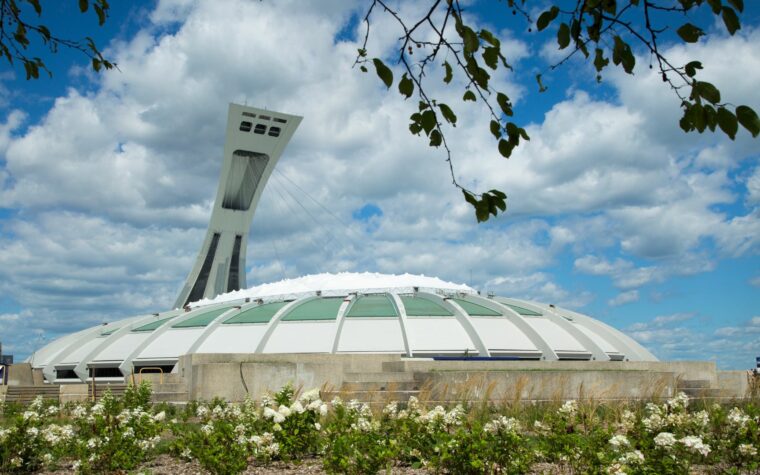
[131,366,164,385]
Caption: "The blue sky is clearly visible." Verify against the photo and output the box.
[0,1,758,368]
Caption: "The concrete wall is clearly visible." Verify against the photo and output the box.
[717,370,754,399]
[180,353,399,401]
[0,385,6,403]
[419,370,676,402]
[178,354,735,403]
[6,363,35,386]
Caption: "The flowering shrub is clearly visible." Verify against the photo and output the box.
[1,383,759,474]
[0,397,68,472]
[171,384,326,474]
[322,397,394,474]
[0,382,164,473]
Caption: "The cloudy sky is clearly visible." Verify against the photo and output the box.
[0,0,758,368]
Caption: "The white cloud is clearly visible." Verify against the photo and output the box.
[608,290,639,307]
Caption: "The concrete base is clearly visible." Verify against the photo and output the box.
[176,354,755,403]
[9,356,757,405]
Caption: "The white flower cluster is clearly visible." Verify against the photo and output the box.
[416,404,464,432]
[727,407,750,429]
[653,431,677,448]
[654,432,710,456]
[680,435,711,457]
[609,434,630,450]
[0,426,14,443]
[738,443,757,457]
[558,400,578,416]
[483,415,521,435]
[666,392,689,410]
[41,424,74,446]
[251,432,280,458]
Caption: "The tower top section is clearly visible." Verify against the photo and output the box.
[174,104,302,308]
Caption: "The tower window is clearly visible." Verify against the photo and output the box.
[239,121,252,132]
[268,126,281,137]
[254,124,267,134]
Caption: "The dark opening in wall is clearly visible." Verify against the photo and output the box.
[186,233,220,305]
[221,150,270,211]
[90,367,123,378]
[55,369,78,379]
[239,121,252,132]
[254,124,267,134]
[268,126,281,137]
[227,235,243,292]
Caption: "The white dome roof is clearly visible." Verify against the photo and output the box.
[28,273,656,383]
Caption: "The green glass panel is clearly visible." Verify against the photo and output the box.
[223,302,289,325]
[133,316,176,332]
[281,297,343,321]
[401,296,454,317]
[451,298,502,316]
[346,295,398,318]
[503,303,542,316]
[100,326,120,336]
[172,306,235,328]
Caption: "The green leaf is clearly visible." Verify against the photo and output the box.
[429,129,442,147]
[684,61,702,77]
[462,90,477,102]
[496,92,512,116]
[536,6,559,31]
[721,6,741,35]
[706,0,722,14]
[478,29,499,47]
[498,139,513,158]
[612,36,635,73]
[462,190,478,207]
[461,26,480,55]
[489,120,502,139]
[94,4,107,26]
[677,23,704,43]
[398,73,413,99]
[359,65,367,72]
[482,46,499,69]
[372,58,393,89]
[727,0,744,12]
[716,106,738,139]
[443,61,453,84]
[37,25,51,41]
[475,199,490,222]
[28,0,41,14]
[92,58,101,72]
[704,104,717,131]
[690,103,706,132]
[557,23,570,49]
[536,74,547,92]
[736,105,760,137]
[505,122,520,138]
[695,81,721,104]
[593,48,609,72]
[420,109,437,134]
[79,0,89,13]
[489,189,507,200]
[438,103,457,125]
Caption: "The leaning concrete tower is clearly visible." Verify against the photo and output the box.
[174,104,302,308]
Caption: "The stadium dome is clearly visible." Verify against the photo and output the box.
[28,272,656,384]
